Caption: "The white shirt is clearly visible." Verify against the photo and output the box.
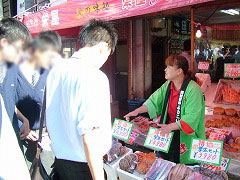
[46,51,112,162]
[19,62,40,87]
[0,95,30,180]
[180,51,191,70]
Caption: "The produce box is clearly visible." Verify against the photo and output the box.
[213,79,240,106]
[108,148,133,171]
[196,73,211,93]
[117,168,145,180]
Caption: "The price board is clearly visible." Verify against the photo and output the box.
[189,138,223,166]
[144,127,174,153]
[112,119,133,142]
[224,63,240,78]
[202,157,231,172]
[198,61,210,71]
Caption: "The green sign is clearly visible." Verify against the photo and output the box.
[144,127,174,153]
[189,138,223,166]
[203,156,231,172]
[112,118,133,142]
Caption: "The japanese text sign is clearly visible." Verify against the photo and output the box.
[112,119,133,142]
[198,61,210,71]
[144,127,174,153]
[189,138,223,166]
[224,63,240,78]
[203,157,231,172]
[24,0,215,34]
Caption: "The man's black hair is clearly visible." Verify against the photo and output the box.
[38,30,62,52]
[183,39,191,52]
[0,17,31,44]
[29,34,59,53]
[79,19,118,53]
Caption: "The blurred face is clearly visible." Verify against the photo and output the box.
[33,49,59,69]
[165,65,182,81]
[226,48,230,54]
[0,38,24,64]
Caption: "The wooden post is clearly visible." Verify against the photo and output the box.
[191,7,195,72]
[128,20,134,99]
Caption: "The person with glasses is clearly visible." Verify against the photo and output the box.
[0,17,31,180]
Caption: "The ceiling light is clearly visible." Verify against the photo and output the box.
[196,30,202,38]
[220,9,239,16]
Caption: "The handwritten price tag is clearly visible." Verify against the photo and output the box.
[144,127,174,153]
[189,138,223,166]
[224,63,240,78]
[112,119,133,142]
[203,157,231,172]
[198,62,210,71]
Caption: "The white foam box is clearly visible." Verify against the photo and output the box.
[117,168,145,180]
[108,148,133,171]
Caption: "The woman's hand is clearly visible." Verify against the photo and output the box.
[158,123,180,137]
[124,110,138,121]
[158,124,173,137]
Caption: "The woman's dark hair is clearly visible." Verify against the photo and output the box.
[79,19,118,53]
[165,54,196,81]
[165,55,189,75]
[0,17,31,44]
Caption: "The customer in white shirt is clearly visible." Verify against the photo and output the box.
[46,20,118,180]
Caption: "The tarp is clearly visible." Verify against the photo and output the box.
[24,0,214,34]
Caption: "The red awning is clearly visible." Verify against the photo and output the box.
[24,0,214,34]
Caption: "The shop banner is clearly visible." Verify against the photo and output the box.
[112,118,133,142]
[198,61,210,71]
[224,63,240,78]
[24,0,214,34]
[202,157,231,172]
[144,127,174,153]
[189,138,223,166]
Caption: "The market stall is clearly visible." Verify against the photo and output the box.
[102,116,238,180]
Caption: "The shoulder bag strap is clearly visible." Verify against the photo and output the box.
[38,86,47,143]
[175,78,191,122]
[159,82,171,124]
[29,87,47,174]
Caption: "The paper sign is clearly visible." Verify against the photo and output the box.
[224,63,240,78]
[112,119,133,142]
[198,61,210,71]
[189,138,223,166]
[144,127,174,153]
[128,131,139,144]
[202,157,231,172]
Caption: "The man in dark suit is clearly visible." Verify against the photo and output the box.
[233,46,240,63]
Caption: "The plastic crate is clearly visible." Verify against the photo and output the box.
[128,98,145,112]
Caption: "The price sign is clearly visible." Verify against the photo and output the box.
[202,157,231,172]
[224,63,240,78]
[198,61,210,71]
[112,119,133,142]
[189,138,223,166]
[144,127,174,153]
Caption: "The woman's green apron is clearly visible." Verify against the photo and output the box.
[144,80,206,164]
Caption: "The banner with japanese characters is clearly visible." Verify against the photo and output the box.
[112,118,133,142]
[198,61,210,71]
[189,138,223,166]
[24,0,214,34]
[144,127,174,153]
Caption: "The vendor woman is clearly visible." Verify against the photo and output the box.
[125,55,205,164]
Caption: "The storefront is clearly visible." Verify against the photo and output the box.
[22,0,240,179]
